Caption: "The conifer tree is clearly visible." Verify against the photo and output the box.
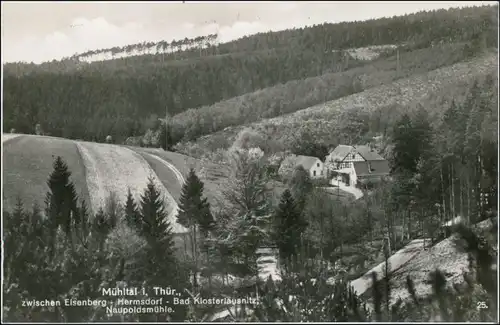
[391,113,419,174]
[124,188,140,230]
[4,164,119,322]
[177,168,214,288]
[177,168,213,231]
[137,177,174,248]
[288,165,313,214]
[135,177,188,321]
[273,189,307,264]
[45,156,79,237]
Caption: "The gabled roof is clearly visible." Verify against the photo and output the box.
[295,155,322,170]
[353,145,385,161]
[328,144,386,162]
[353,160,390,177]
[328,145,354,161]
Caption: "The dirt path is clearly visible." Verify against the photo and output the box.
[329,179,364,200]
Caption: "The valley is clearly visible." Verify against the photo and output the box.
[2,3,498,323]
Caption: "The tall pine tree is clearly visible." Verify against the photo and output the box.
[177,168,214,288]
[391,113,419,174]
[134,177,188,321]
[44,156,80,253]
[177,168,213,232]
[288,165,314,214]
[273,189,307,265]
[124,188,140,230]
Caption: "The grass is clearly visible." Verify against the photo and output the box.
[136,147,231,207]
[3,135,232,235]
[136,150,184,203]
[3,134,228,235]
[3,134,90,215]
[76,141,186,233]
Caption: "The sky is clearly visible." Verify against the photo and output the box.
[1,1,497,63]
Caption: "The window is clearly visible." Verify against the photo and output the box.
[317,163,320,167]
[313,170,316,176]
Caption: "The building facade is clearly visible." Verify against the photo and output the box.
[325,145,390,187]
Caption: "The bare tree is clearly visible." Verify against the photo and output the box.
[223,148,269,216]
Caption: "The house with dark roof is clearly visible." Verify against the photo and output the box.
[325,145,390,187]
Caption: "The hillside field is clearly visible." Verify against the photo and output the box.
[2,134,228,234]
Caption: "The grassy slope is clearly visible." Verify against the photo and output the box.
[359,218,497,308]
[75,141,187,233]
[136,147,231,207]
[2,135,227,234]
[342,239,427,296]
[388,218,497,304]
[186,51,497,156]
[136,151,184,203]
[3,134,91,214]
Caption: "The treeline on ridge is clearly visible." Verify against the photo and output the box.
[4,4,496,72]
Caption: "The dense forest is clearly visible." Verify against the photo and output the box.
[2,5,497,144]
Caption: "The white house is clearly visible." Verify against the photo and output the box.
[325,145,390,187]
[279,154,325,180]
[295,155,325,179]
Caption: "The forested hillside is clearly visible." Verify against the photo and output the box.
[168,42,473,143]
[173,51,497,160]
[2,5,497,144]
